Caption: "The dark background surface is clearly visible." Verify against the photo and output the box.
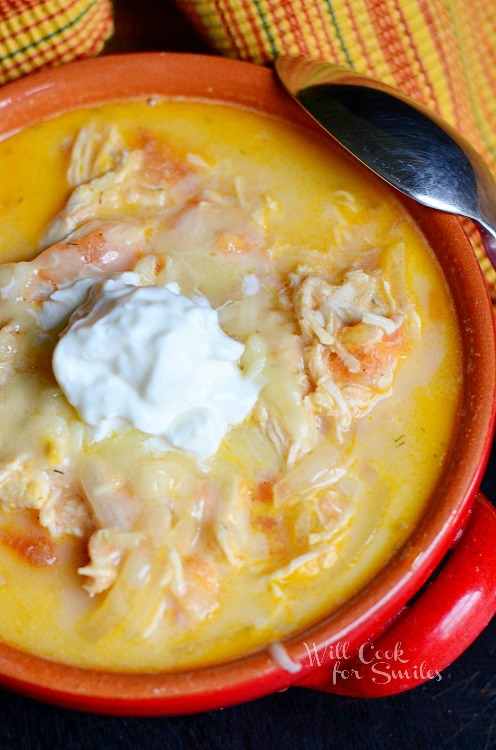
[0,1,495,747]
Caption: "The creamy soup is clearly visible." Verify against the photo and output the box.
[0,101,462,671]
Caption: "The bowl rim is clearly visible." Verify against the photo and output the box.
[0,52,494,714]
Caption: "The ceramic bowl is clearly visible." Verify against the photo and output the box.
[0,53,495,714]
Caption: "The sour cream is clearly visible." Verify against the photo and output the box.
[39,272,140,330]
[52,276,262,458]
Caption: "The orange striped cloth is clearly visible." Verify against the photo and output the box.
[176,0,496,298]
[0,0,112,84]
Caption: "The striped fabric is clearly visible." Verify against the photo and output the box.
[0,0,112,84]
[177,0,496,299]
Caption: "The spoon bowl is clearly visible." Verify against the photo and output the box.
[275,57,496,267]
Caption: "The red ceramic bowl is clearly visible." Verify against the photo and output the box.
[0,53,495,714]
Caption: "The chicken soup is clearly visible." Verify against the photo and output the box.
[0,100,462,671]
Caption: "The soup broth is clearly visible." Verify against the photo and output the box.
[0,100,462,671]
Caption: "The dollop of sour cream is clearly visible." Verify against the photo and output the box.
[52,276,262,459]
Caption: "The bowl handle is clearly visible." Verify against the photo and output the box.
[297,493,496,697]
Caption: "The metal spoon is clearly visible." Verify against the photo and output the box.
[275,56,496,268]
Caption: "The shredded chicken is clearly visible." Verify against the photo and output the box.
[179,554,221,620]
[215,475,265,567]
[78,529,142,595]
[0,458,93,538]
[292,266,409,438]
[39,475,94,538]
[43,125,202,248]
[0,458,50,512]
[269,546,338,596]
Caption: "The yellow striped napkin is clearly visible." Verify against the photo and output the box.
[176,0,496,298]
[0,0,112,84]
